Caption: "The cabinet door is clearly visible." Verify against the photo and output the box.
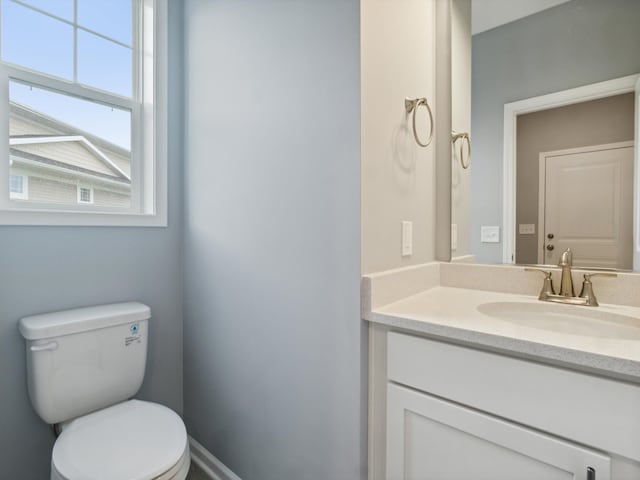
[387,383,610,480]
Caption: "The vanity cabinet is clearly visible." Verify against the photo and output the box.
[387,383,608,479]
[371,329,640,480]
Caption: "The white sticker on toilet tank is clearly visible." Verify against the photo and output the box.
[125,323,142,346]
[125,334,141,347]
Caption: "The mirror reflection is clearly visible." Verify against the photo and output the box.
[451,0,640,270]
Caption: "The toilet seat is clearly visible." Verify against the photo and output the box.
[51,400,189,480]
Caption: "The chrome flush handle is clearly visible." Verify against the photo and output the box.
[30,341,58,352]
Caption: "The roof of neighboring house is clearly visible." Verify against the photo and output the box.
[9,103,131,185]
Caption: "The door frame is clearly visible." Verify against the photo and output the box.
[536,141,635,264]
[502,73,640,264]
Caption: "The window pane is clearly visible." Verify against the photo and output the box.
[79,187,92,203]
[78,0,132,45]
[10,175,23,193]
[78,30,132,97]
[1,0,73,80]
[18,0,74,20]
[9,81,132,209]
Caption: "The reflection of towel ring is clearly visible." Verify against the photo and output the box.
[452,131,471,169]
[405,97,434,147]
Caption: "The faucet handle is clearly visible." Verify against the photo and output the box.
[524,267,552,278]
[579,272,617,306]
[525,268,555,299]
[583,272,617,281]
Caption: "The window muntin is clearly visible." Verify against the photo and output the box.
[17,0,74,20]
[77,0,133,45]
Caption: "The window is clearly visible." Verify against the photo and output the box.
[0,0,167,226]
[77,186,93,204]
[9,173,27,199]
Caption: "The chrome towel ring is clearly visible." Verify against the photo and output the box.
[452,131,471,169]
[405,97,434,147]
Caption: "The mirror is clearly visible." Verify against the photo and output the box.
[450,0,640,270]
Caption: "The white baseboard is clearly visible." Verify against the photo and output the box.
[189,435,242,480]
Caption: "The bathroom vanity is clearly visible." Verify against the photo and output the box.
[363,263,640,480]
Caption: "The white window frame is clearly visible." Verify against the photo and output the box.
[77,186,94,204]
[0,0,167,227]
[9,173,27,199]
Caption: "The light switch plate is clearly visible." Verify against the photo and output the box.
[451,224,458,251]
[402,221,413,256]
[519,224,536,235]
[481,226,500,243]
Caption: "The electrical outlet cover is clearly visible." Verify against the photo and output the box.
[481,226,500,243]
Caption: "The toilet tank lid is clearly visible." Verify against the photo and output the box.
[19,302,151,340]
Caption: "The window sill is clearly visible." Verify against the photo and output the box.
[0,209,168,227]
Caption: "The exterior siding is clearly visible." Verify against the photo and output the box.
[15,142,118,177]
[9,116,57,136]
[28,176,77,204]
[109,151,131,177]
[94,188,131,208]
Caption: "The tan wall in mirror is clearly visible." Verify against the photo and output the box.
[361,0,437,274]
[516,93,635,264]
[451,0,471,259]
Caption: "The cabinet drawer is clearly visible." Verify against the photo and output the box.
[387,331,640,461]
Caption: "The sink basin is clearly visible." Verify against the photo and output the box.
[477,301,640,340]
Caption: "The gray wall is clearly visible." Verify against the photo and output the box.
[516,93,635,264]
[471,0,640,264]
[0,3,184,478]
[183,1,364,479]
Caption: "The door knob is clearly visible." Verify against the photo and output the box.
[547,233,554,239]
[546,244,555,251]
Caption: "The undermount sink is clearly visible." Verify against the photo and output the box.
[477,301,640,340]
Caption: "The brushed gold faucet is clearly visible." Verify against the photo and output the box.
[525,248,617,307]
[557,248,575,297]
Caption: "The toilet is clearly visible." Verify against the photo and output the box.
[19,302,190,480]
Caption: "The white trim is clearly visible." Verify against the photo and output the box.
[12,156,131,189]
[537,154,546,264]
[189,436,242,480]
[634,78,640,270]
[11,135,131,180]
[502,73,640,264]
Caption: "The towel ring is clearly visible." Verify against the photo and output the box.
[405,97,434,147]
[452,131,471,169]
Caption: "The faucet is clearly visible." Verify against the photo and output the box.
[525,248,617,306]
[558,248,575,297]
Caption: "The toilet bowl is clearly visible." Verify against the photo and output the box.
[19,303,190,480]
[50,400,190,480]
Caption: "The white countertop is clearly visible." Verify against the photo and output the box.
[367,286,640,381]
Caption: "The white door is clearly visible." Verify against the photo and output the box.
[386,383,610,480]
[540,142,634,268]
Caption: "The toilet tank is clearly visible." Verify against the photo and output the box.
[18,302,150,424]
